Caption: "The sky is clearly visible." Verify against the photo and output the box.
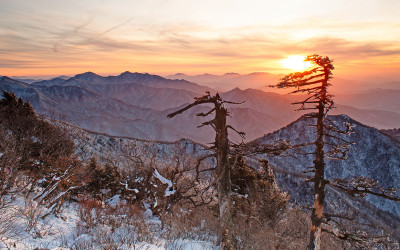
[1,0,400,82]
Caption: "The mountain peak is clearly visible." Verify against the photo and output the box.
[75,71,96,76]
[74,71,100,80]
[0,76,25,84]
[74,71,99,78]
[248,72,270,76]
[116,71,164,83]
[118,71,154,77]
[120,71,133,76]
[223,72,241,77]
[31,76,68,86]
[0,76,12,81]
[232,87,242,91]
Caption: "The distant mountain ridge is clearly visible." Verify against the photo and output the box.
[0,73,301,142]
[334,88,400,113]
[1,72,400,143]
[166,72,400,94]
[381,128,400,148]
[166,72,280,92]
[32,71,213,94]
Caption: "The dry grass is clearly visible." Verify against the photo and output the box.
[73,196,159,249]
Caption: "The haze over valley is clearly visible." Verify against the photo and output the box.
[2,71,399,144]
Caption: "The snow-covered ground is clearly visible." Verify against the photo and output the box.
[0,198,79,249]
[0,195,218,250]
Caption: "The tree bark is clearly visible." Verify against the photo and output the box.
[215,105,233,250]
[167,94,235,249]
[308,68,329,250]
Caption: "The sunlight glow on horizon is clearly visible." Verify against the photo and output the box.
[1,0,400,81]
[280,56,312,71]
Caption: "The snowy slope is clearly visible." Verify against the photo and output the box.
[252,114,400,225]
[64,116,400,231]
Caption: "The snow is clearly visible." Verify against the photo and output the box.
[120,182,139,193]
[0,199,80,250]
[143,202,154,218]
[153,168,176,196]
[257,114,400,219]
[0,195,218,249]
[165,239,216,249]
[106,194,125,208]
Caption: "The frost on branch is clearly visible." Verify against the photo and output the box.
[328,177,400,201]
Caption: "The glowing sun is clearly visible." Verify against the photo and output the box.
[281,55,312,71]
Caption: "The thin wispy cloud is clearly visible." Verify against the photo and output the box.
[0,0,399,79]
[100,17,134,36]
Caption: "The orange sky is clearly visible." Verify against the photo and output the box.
[1,0,400,83]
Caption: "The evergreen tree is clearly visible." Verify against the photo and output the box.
[273,55,400,248]
[0,91,78,214]
[273,55,337,249]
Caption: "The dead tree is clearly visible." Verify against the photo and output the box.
[272,54,337,250]
[167,92,244,249]
[273,55,400,248]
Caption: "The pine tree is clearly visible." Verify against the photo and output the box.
[273,55,335,249]
[273,55,400,248]
[0,91,78,214]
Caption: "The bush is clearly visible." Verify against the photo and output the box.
[0,91,79,215]
[75,195,157,249]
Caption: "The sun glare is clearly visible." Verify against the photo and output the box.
[281,55,312,71]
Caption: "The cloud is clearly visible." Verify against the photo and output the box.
[0,59,40,68]
[1,11,400,77]
[289,37,400,59]
[52,18,94,52]
[100,17,134,36]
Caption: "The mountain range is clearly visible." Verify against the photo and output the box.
[166,72,282,92]
[1,71,399,144]
[165,72,400,94]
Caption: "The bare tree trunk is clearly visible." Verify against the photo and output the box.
[308,103,325,250]
[215,107,233,250]
[308,70,329,250]
[167,93,236,249]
